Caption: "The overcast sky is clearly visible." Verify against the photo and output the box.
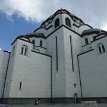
[0,0,107,50]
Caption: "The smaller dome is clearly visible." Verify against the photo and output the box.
[79,24,92,35]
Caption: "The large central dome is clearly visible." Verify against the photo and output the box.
[41,9,84,27]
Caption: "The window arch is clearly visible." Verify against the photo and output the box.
[55,18,60,28]
[65,17,71,27]
[98,43,105,54]
[21,45,28,55]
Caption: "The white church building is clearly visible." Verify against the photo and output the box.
[0,9,107,104]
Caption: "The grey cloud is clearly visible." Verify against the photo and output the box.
[0,0,107,30]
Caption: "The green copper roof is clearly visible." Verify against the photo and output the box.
[47,10,77,20]
[21,32,45,37]
[17,32,45,39]
[82,28,105,36]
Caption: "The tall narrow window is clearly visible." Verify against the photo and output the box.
[65,18,71,27]
[56,36,58,72]
[102,45,105,52]
[55,18,60,28]
[98,43,105,54]
[21,47,24,55]
[85,38,89,45]
[70,36,74,72]
[98,46,102,53]
[24,48,27,55]
[32,40,35,46]
[21,45,28,56]
[19,82,22,90]
[40,40,43,47]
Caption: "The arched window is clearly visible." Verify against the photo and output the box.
[32,40,35,46]
[65,17,71,27]
[32,40,35,48]
[74,83,76,88]
[55,18,60,28]
[98,43,105,54]
[21,45,28,56]
[40,40,43,47]
[85,38,89,45]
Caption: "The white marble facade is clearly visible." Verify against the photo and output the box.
[0,9,107,100]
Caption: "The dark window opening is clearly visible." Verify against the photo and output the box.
[85,38,89,45]
[24,48,27,55]
[98,46,102,53]
[102,45,105,53]
[74,83,76,88]
[56,36,58,72]
[70,36,74,72]
[55,18,60,28]
[98,43,105,54]
[19,82,22,90]
[21,47,24,55]
[40,40,43,47]
[21,45,28,56]
[32,40,35,46]
[65,18,71,27]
